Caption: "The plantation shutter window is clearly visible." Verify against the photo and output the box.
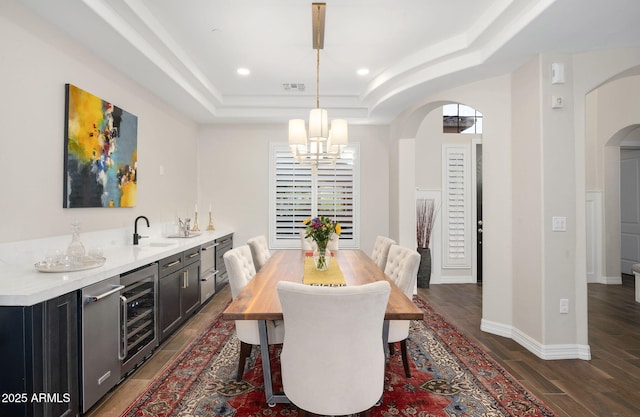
[269,144,359,249]
[272,147,313,243]
[442,144,471,268]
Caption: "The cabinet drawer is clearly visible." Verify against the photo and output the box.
[200,240,216,273]
[159,252,183,276]
[215,235,233,269]
[184,246,201,265]
[215,234,233,255]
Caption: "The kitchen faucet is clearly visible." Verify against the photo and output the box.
[133,216,150,245]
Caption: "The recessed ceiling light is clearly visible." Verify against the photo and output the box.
[237,68,251,76]
[357,68,370,76]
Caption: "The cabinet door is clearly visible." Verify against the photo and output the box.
[0,306,33,417]
[182,261,200,317]
[0,293,79,417]
[158,270,182,341]
[44,291,80,417]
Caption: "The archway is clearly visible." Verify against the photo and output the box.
[586,72,640,284]
[412,102,483,285]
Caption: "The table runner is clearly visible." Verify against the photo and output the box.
[302,256,346,286]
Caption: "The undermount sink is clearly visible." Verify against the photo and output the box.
[166,232,201,238]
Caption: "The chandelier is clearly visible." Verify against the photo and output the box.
[288,2,348,167]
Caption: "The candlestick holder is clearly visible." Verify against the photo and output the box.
[191,211,200,232]
[207,211,215,231]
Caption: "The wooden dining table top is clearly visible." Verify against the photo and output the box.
[222,249,424,321]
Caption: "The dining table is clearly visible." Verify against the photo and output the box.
[222,249,424,406]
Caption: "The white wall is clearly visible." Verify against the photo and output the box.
[510,57,544,341]
[0,1,199,243]
[540,54,579,346]
[197,124,390,254]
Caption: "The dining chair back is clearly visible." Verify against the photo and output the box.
[327,232,339,252]
[383,244,420,377]
[277,280,391,416]
[247,235,271,271]
[224,245,284,381]
[371,235,396,270]
[299,230,316,251]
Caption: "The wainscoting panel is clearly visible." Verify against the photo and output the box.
[586,191,603,283]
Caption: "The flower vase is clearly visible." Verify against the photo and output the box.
[313,243,330,271]
[417,247,431,288]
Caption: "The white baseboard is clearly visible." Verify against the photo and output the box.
[437,275,475,284]
[481,319,591,360]
[603,275,623,285]
[480,319,512,338]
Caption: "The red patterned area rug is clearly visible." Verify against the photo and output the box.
[121,296,559,417]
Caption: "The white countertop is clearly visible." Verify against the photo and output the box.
[0,226,233,306]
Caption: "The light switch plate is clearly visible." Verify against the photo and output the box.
[560,298,569,314]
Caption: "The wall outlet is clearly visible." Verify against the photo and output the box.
[560,298,569,314]
[552,216,567,232]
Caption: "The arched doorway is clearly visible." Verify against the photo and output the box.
[411,101,484,285]
[586,73,640,284]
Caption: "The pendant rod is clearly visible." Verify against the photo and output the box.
[312,3,325,109]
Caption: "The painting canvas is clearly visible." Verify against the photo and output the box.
[64,84,138,208]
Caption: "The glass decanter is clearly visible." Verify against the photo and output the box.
[66,220,86,266]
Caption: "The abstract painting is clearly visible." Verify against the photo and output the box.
[64,84,138,208]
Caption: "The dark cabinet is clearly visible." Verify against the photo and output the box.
[0,291,79,417]
[158,247,200,342]
[214,233,233,291]
[182,249,201,318]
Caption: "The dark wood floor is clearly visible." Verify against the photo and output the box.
[418,275,640,417]
[90,276,640,417]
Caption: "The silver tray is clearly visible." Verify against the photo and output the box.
[35,256,106,273]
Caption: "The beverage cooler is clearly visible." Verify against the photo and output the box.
[120,264,159,376]
[80,263,158,413]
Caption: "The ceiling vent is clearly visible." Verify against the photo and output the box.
[283,83,306,92]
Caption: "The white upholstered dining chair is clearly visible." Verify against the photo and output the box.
[299,230,316,251]
[327,232,339,252]
[223,245,285,381]
[276,280,391,416]
[370,235,396,270]
[247,235,271,271]
[384,245,421,378]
